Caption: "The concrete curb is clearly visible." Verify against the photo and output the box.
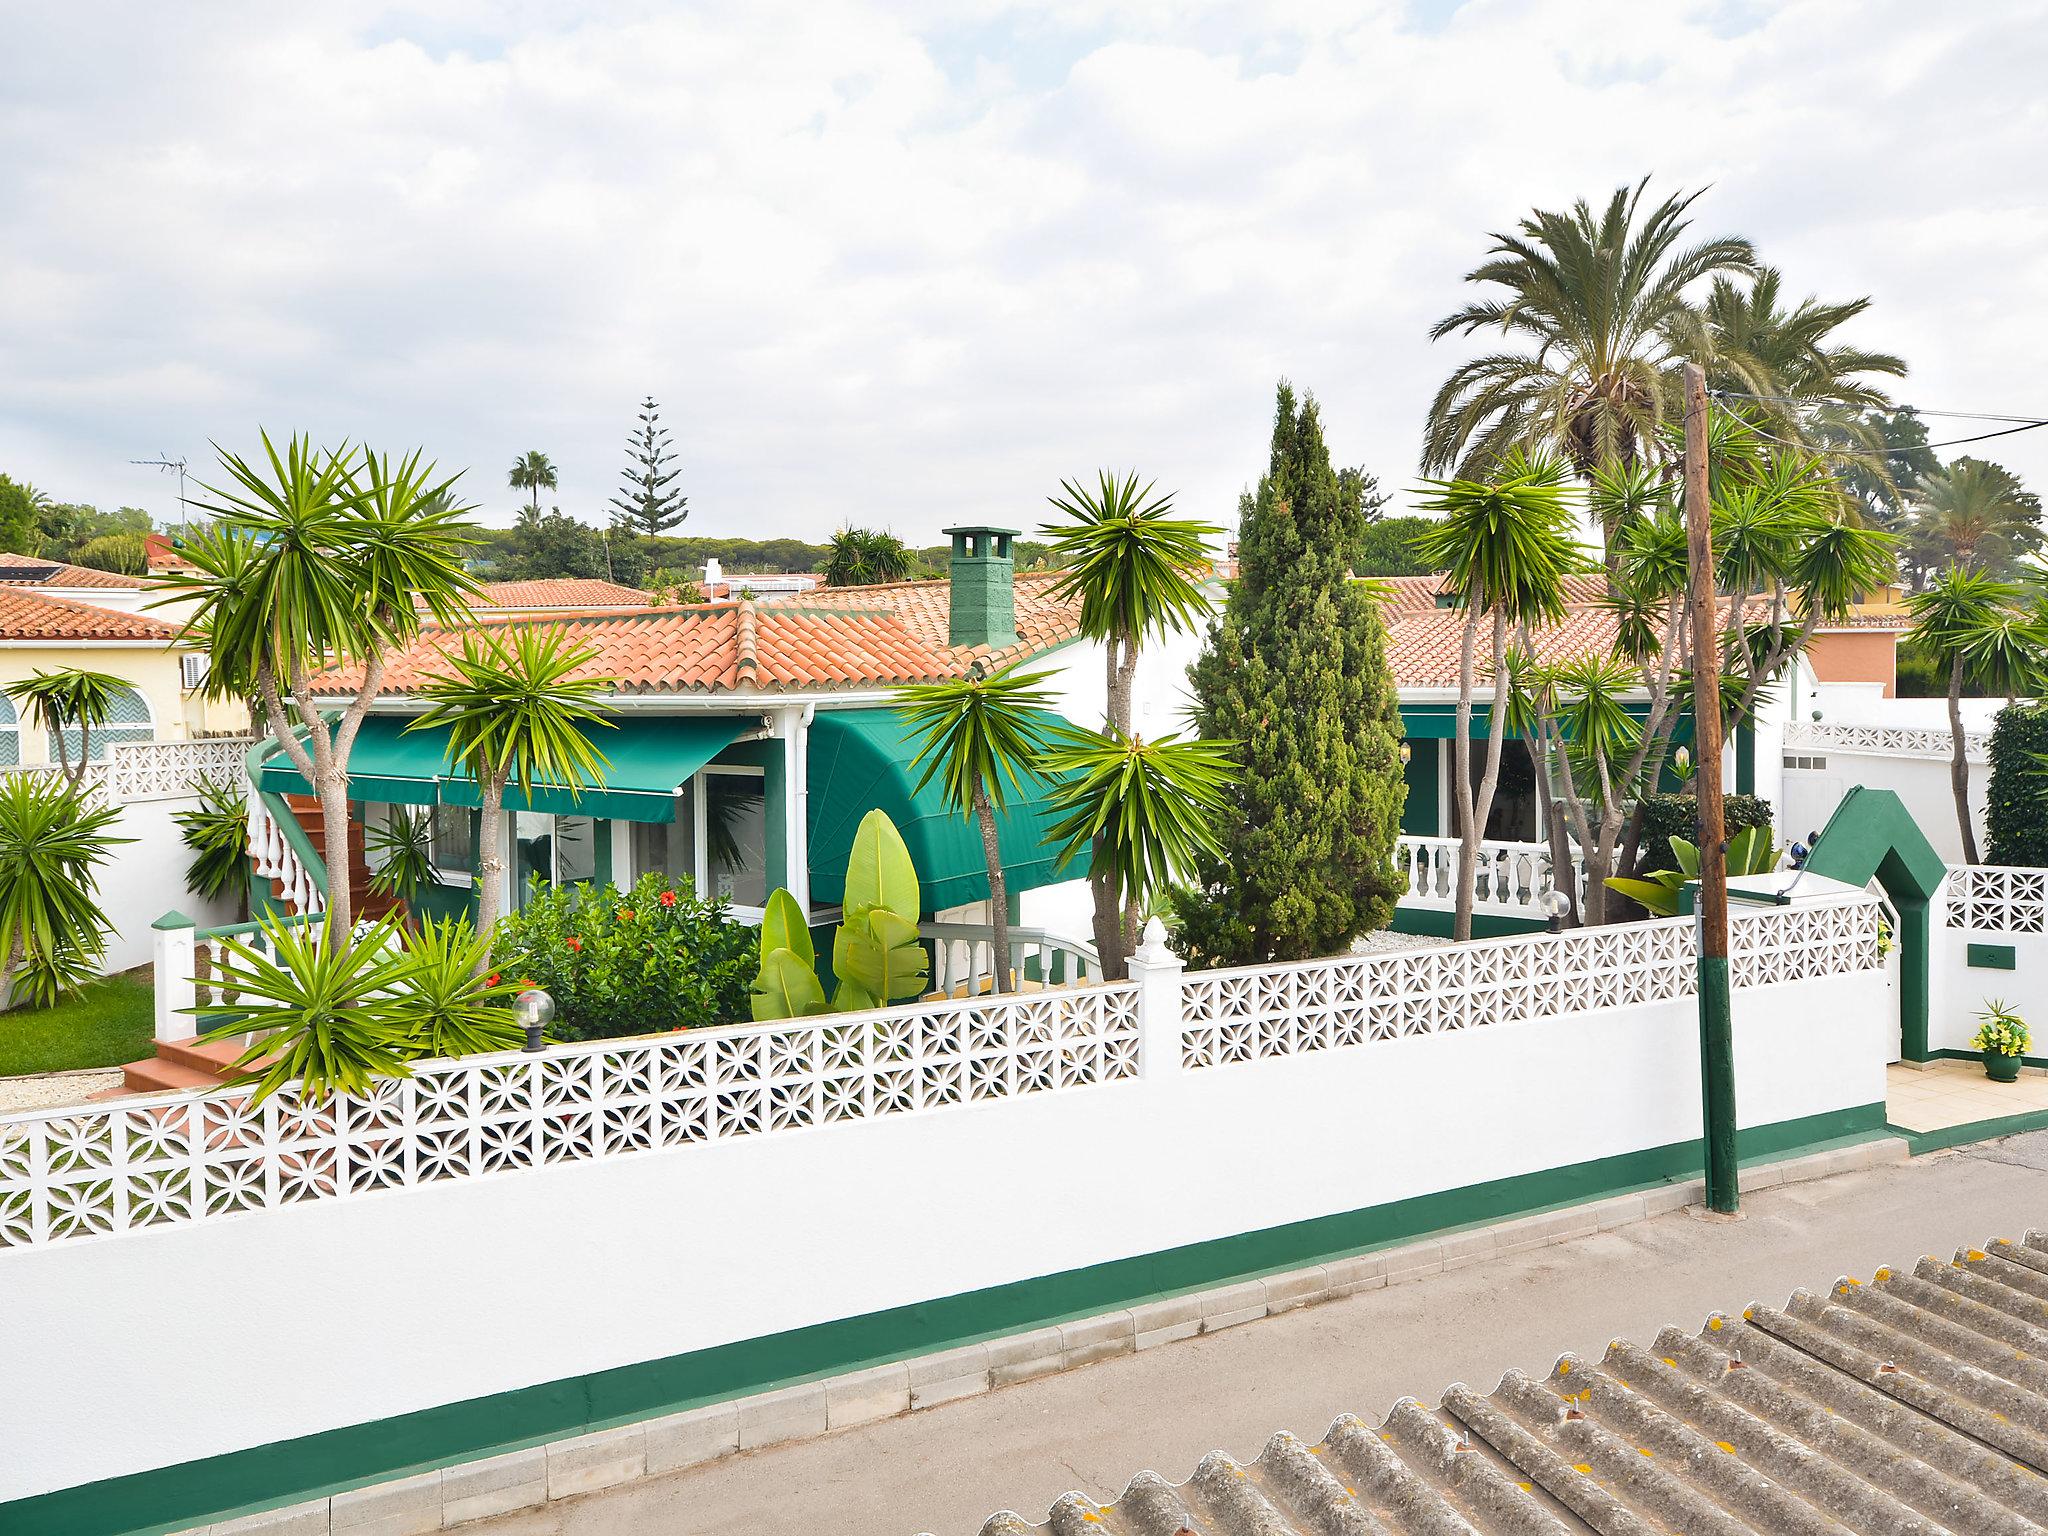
[183,1135,1908,1534]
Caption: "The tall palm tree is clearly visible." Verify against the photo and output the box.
[1903,458,2044,585]
[1904,568,2045,863]
[157,433,480,932]
[5,668,125,789]
[1040,471,1218,973]
[1424,179,1756,484]
[1413,452,1586,940]
[1683,268,1906,455]
[508,451,558,517]
[407,625,615,959]
[896,664,1060,993]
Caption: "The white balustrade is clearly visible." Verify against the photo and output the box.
[1784,720,1990,763]
[247,796,324,917]
[920,923,1099,995]
[1395,835,1580,915]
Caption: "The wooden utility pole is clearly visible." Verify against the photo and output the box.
[1683,361,1738,1215]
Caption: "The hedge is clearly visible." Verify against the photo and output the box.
[1987,703,2048,867]
[1636,792,1776,874]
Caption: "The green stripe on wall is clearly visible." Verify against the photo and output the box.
[6,1101,1887,1536]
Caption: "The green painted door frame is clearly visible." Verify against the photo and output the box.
[1803,786,1947,1062]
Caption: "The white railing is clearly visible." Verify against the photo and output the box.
[1944,865,2048,934]
[921,923,1099,995]
[0,895,1889,1251]
[1784,721,1990,763]
[1179,896,1883,1068]
[1395,835,1579,915]
[0,982,1143,1250]
[248,796,323,916]
[0,735,256,803]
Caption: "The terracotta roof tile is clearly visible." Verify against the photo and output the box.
[0,552,147,590]
[0,587,186,642]
[791,571,1083,671]
[468,579,655,610]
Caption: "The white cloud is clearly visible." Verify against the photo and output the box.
[3,0,2045,543]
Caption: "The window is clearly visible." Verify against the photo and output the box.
[0,692,16,768]
[630,782,698,890]
[429,805,475,883]
[513,811,599,903]
[1783,754,1830,772]
[48,681,152,763]
[705,769,768,908]
[180,654,211,691]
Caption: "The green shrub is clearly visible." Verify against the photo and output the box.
[1987,702,2048,867]
[1635,792,1774,874]
[1894,636,1945,698]
[491,871,754,1042]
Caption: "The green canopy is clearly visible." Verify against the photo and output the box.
[807,706,1075,913]
[254,714,747,823]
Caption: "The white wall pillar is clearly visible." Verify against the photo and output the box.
[1127,917,1185,1080]
[151,911,198,1044]
[776,705,812,915]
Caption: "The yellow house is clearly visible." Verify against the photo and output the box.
[0,588,246,766]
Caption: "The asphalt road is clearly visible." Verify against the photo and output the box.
[469,1134,2048,1536]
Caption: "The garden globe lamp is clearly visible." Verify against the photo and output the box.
[1542,888,1572,935]
[514,988,555,1054]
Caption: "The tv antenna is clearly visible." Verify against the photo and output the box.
[130,454,190,532]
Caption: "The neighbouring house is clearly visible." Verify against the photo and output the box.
[0,551,156,614]
[143,531,198,578]
[442,579,658,616]
[703,558,819,600]
[0,587,246,763]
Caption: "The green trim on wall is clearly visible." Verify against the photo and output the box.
[1925,1048,2048,1069]
[1967,942,2018,970]
[1388,907,1547,939]
[1888,1104,2048,1154]
[6,1102,1885,1536]
[1399,740,1440,836]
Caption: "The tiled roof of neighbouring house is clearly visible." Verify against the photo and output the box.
[793,571,1083,673]
[0,587,184,642]
[953,1232,2048,1536]
[0,551,147,589]
[144,532,198,573]
[467,579,656,610]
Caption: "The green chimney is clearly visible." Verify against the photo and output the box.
[944,525,1019,650]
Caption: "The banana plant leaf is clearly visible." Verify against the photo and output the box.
[834,907,929,1005]
[750,946,829,1021]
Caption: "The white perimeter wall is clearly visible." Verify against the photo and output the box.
[97,797,241,974]
[0,933,1890,1503]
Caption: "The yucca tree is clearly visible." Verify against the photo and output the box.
[1041,471,1218,973]
[1423,179,1756,486]
[174,774,251,924]
[157,433,481,933]
[5,668,126,789]
[0,774,128,1009]
[821,527,914,587]
[1906,568,2047,863]
[1039,728,1235,964]
[896,663,1060,993]
[407,625,615,957]
[1413,452,1587,939]
[1903,458,2044,585]
[507,450,558,516]
[1682,268,1906,456]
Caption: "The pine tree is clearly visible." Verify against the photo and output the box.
[607,397,688,555]
[1172,383,1406,964]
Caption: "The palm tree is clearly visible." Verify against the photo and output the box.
[821,527,914,587]
[0,773,127,1010]
[896,664,1059,993]
[1039,471,1218,972]
[1684,268,1906,455]
[157,434,481,932]
[1903,459,2043,585]
[508,451,558,516]
[1423,179,1756,484]
[1039,728,1235,960]
[1413,452,1586,939]
[407,625,615,959]
[5,668,125,789]
[1905,568,2047,863]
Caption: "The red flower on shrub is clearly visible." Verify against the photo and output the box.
[486,973,500,986]
[617,908,636,922]
[518,978,535,989]
[658,889,677,908]
[565,936,583,952]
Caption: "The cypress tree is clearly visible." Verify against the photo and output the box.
[1172,382,1406,964]
[608,396,689,556]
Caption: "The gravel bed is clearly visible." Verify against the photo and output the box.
[0,1069,123,1114]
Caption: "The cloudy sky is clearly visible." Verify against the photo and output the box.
[4,0,2046,544]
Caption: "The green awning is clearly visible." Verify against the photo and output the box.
[254,714,748,824]
[807,706,1076,913]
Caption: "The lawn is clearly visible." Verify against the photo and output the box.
[0,973,155,1077]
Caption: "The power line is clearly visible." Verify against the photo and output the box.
[1705,392,2048,458]
[1709,390,2048,426]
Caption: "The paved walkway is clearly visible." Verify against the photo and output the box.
[466,1133,2048,1536]
[1888,1057,2048,1133]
